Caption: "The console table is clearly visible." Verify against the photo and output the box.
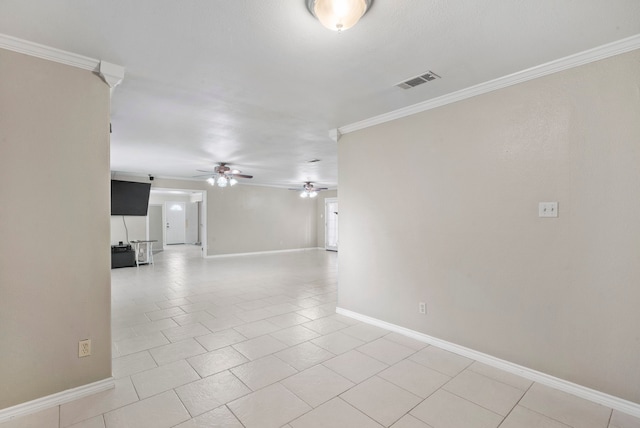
[130,240,157,266]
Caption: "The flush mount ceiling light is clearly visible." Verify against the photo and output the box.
[306,0,372,32]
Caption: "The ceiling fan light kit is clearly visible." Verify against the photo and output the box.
[290,182,329,198]
[306,0,372,32]
[197,163,252,188]
[214,176,237,187]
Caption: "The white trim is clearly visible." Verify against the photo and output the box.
[0,377,114,423]
[99,61,125,89]
[0,33,100,71]
[205,247,322,259]
[328,128,341,142]
[336,307,640,418]
[339,34,640,135]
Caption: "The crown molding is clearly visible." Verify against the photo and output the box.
[99,61,125,89]
[0,33,100,71]
[339,34,640,135]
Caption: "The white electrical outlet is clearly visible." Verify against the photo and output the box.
[419,302,426,314]
[78,339,91,358]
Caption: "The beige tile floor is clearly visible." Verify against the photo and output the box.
[2,246,640,428]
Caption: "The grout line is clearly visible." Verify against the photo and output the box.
[466,362,534,391]
[439,388,505,419]
[496,382,536,427]
[224,403,247,428]
[514,384,578,428]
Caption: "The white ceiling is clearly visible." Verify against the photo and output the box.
[1,1,639,188]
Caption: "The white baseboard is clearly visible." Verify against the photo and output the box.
[205,247,322,258]
[336,307,640,418]
[0,377,115,423]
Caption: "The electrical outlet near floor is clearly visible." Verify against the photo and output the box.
[78,339,91,358]
[419,302,426,314]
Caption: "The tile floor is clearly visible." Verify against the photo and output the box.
[2,246,640,428]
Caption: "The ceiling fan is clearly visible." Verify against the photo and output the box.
[194,163,253,187]
[289,182,328,198]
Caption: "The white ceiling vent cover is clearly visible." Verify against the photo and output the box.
[396,71,441,89]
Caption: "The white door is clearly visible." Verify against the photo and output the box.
[165,201,186,245]
[325,198,338,251]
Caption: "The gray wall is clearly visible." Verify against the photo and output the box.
[148,205,164,248]
[338,50,640,403]
[207,185,317,255]
[110,215,147,245]
[0,49,112,409]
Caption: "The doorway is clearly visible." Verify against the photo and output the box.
[165,201,186,245]
[147,188,207,257]
[325,198,338,251]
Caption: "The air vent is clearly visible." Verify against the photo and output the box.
[396,71,441,89]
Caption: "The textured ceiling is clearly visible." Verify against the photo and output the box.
[1,0,639,188]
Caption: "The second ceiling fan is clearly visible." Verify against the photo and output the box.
[289,182,328,198]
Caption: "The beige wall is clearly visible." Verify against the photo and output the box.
[316,190,338,249]
[0,50,112,409]
[113,176,318,256]
[207,185,317,255]
[338,50,640,403]
[110,216,146,245]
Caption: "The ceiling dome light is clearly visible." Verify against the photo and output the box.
[229,177,238,186]
[309,191,318,198]
[206,177,215,186]
[307,0,372,32]
[217,176,228,187]
[300,191,309,198]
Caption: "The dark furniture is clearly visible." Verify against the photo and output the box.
[111,244,136,268]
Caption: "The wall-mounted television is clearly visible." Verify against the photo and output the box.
[111,180,151,216]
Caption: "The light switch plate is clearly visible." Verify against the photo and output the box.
[539,202,558,218]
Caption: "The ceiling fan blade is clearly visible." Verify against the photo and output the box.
[316,188,329,191]
[288,188,303,191]
[234,174,253,179]
[196,169,215,173]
